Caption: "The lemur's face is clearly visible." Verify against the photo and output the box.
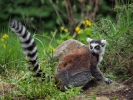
[87,38,107,54]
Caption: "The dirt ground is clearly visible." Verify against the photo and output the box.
[101,78,133,100]
[101,87,133,100]
[82,77,133,100]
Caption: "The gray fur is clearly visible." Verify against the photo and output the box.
[91,66,112,84]
[56,70,92,87]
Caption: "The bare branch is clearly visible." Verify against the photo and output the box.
[66,0,76,34]
[49,0,65,26]
[91,0,100,20]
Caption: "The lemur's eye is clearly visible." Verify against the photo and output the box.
[95,45,100,50]
[90,45,93,49]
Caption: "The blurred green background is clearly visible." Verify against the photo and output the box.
[0,0,128,33]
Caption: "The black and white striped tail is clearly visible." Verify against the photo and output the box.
[9,19,44,77]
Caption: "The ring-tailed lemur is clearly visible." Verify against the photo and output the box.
[9,19,112,92]
[55,37,112,91]
[9,19,44,77]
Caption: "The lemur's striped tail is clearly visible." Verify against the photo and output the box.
[9,19,44,77]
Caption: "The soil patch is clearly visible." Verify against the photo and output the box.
[102,87,133,100]
[83,78,133,100]
[0,82,16,96]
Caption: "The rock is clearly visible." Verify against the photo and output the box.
[53,39,84,61]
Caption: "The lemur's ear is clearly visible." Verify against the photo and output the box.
[101,40,107,47]
[86,37,92,43]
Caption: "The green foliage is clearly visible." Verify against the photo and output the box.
[113,95,118,100]
[56,32,73,45]
[90,95,96,100]
[0,0,121,33]
[0,0,57,32]
[0,33,25,74]
[92,3,133,80]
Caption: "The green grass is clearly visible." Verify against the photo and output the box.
[0,32,24,74]
[0,3,133,100]
[0,31,83,100]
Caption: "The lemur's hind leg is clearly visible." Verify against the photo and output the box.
[55,70,92,91]
[68,70,92,87]
[91,66,112,84]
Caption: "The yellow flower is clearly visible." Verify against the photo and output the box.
[60,26,68,33]
[1,38,4,42]
[75,27,81,34]
[77,30,81,34]
[82,20,86,25]
[75,27,80,32]
[85,20,92,26]
[64,29,68,33]
[82,20,92,26]
[2,34,8,39]
[3,44,6,49]
[60,26,65,31]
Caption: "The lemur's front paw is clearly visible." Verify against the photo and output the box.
[104,78,112,84]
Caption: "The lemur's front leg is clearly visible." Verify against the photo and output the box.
[91,66,112,84]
